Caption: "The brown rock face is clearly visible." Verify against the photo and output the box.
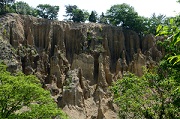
[0,13,163,118]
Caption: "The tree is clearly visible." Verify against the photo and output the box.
[64,5,77,20]
[106,3,148,34]
[98,12,108,24]
[147,13,166,34]
[111,17,180,119]
[12,1,37,16]
[156,16,180,79]
[72,9,85,22]
[106,3,138,26]
[83,10,90,22]
[0,63,68,119]
[36,4,59,20]
[89,11,97,23]
[0,0,15,14]
[111,70,179,119]
[64,5,89,22]
[134,15,149,34]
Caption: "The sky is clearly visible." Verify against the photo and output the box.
[17,0,180,20]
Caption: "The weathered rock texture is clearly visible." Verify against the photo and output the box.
[0,13,163,119]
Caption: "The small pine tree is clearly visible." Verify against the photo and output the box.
[89,11,97,23]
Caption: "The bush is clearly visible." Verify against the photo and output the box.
[0,62,68,119]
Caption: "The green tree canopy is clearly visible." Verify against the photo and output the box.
[64,5,77,20]
[156,16,180,72]
[111,70,179,119]
[147,13,166,34]
[0,0,15,14]
[72,9,85,22]
[0,0,15,7]
[36,4,59,20]
[0,63,68,119]
[106,3,138,26]
[89,11,98,23]
[64,5,89,22]
[12,1,37,16]
[98,12,108,24]
[106,3,149,34]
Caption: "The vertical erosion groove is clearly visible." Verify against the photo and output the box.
[9,22,13,45]
[93,52,100,81]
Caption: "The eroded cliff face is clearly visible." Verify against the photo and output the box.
[0,13,163,119]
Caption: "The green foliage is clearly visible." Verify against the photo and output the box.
[111,15,180,119]
[105,4,170,35]
[0,63,68,119]
[0,1,60,19]
[64,5,77,20]
[72,9,85,22]
[0,0,15,15]
[106,3,137,26]
[83,10,90,22]
[106,3,148,34]
[97,36,103,40]
[89,11,98,23]
[147,13,167,35]
[156,17,180,66]
[98,12,108,24]
[12,1,37,16]
[87,34,92,41]
[64,5,89,22]
[168,55,180,65]
[36,4,59,20]
[111,70,179,119]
